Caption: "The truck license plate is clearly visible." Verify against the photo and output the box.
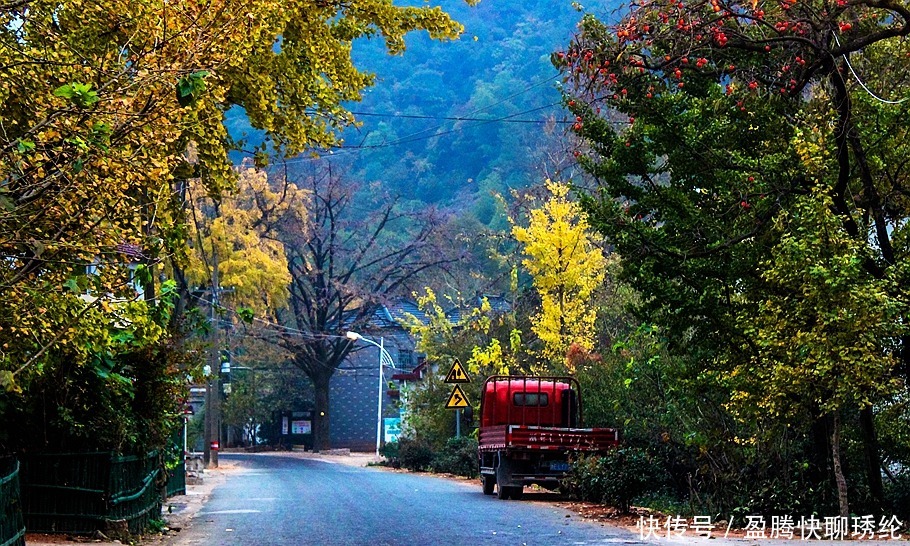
[550,461,570,472]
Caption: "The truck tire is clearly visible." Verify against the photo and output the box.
[496,484,511,500]
[495,459,511,500]
[482,475,495,495]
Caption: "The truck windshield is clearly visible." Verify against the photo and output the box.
[513,392,548,407]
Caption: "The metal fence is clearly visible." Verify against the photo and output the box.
[0,458,25,546]
[165,457,186,498]
[20,451,161,535]
[164,427,186,498]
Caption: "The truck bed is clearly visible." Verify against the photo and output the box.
[478,424,618,452]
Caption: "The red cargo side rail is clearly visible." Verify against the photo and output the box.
[479,424,618,452]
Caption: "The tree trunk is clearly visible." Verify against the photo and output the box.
[312,372,332,453]
[900,335,910,383]
[830,412,850,518]
[859,405,884,508]
[809,414,831,505]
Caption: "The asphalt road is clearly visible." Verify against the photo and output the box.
[168,453,650,546]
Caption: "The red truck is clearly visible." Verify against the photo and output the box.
[477,375,619,500]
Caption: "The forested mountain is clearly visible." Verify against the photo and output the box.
[228,0,615,217]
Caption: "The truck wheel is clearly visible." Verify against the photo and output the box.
[508,486,523,500]
[495,458,514,500]
[482,475,495,495]
[496,484,511,500]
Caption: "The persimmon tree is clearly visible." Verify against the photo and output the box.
[557,0,910,513]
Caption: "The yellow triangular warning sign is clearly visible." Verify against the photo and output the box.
[445,385,470,409]
[444,359,471,384]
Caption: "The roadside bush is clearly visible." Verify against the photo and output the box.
[431,437,478,477]
[379,440,400,468]
[886,473,910,520]
[562,447,662,513]
[396,437,434,471]
[1,341,187,455]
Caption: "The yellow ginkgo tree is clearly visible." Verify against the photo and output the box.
[185,167,299,313]
[0,0,468,391]
[512,180,605,370]
[0,0,471,461]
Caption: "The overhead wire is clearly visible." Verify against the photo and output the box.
[186,290,341,342]
[185,291,341,374]
[833,33,908,105]
[261,101,566,168]
[347,110,570,124]
[352,73,561,149]
[185,290,404,373]
[233,73,567,164]
[349,102,564,150]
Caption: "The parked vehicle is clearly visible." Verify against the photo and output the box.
[477,375,618,500]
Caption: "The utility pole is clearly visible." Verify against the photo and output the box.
[203,232,222,468]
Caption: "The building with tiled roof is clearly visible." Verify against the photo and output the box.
[329,295,511,451]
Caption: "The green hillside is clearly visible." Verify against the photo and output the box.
[229,0,615,212]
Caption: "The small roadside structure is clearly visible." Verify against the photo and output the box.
[330,295,511,451]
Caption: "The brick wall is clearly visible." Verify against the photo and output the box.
[329,334,412,451]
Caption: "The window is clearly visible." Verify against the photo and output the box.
[513,392,548,407]
[399,348,414,367]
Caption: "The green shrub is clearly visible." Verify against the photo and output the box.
[396,437,434,471]
[379,440,400,468]
[886,472,910,520]
[562,447,662,513]
[431,437,478,477]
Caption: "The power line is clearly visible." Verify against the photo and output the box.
[186,291,409,374]
[347,110,569,124]
[348,102,564,150]
[186,291,343,342]
[833,34,908,105]
[258,101,566,167]
[353,73,561,149]
[233,73,566,164]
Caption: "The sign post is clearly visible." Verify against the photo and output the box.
[443,359,471,438]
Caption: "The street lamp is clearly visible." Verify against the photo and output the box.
[345,331,396,456]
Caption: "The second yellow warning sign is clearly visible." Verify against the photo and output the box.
[444,385,470,409]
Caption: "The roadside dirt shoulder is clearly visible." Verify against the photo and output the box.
[151,461,239,545]
[369,464,908,544]
[245,448,380,468]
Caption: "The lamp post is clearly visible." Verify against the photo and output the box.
[345,331,395,456]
